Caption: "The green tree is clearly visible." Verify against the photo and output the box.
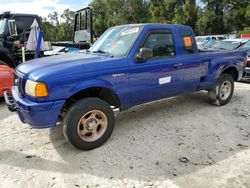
[197,0,226,35]
[58,9,75,41]
[149,0,183,23]
[42,9,75,42]
[40,1,250,42]
[41,17,58,41]
[91,0,149,36]
[149,0,198,31]
[48,11,60,26]
[121,0,149,24]
[224,0,250,32]
[197,0,250,35]
[174,0,198,31]
[91,0,110,36]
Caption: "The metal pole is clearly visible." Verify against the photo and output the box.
[22,47,25,63]
[89,8,93,44]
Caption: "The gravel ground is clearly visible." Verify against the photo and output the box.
[0,82,250,188]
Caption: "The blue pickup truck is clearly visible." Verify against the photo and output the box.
[4,24,247,150]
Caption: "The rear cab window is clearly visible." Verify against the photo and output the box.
[178,28,197,54]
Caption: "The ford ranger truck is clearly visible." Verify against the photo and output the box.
[4,24,247,150]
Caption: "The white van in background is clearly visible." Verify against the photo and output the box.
[196,35,226,49]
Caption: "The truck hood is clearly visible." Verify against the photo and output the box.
[17,53,121,81]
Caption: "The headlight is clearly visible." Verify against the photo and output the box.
[25,80,48,97]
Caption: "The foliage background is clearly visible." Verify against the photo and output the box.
[41,0,250,42]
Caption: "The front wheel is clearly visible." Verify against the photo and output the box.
[63,98,115,150]
[208,73,234,106]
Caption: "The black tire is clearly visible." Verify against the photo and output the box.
[0,60,8,66]
[208,73,234,106]
[63,98,115,150]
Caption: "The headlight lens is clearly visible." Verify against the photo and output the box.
[25,80,48,97]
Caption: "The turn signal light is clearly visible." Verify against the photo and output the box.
[25,80,48,97]
[35,83,48,97]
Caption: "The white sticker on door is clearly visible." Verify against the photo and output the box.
[159,76,171,85]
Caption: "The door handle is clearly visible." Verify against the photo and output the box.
[173,62,182,69]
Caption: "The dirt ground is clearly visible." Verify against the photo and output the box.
[0,82,250,188]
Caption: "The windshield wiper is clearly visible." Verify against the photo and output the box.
[92,50,113,57]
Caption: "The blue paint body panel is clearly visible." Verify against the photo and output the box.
[11,24,247,128]
[12,87,65,128]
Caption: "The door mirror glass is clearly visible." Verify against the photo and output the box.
[136,48,153,60]
[8,20,17,36]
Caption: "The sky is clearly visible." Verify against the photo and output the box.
[0,0,92,17]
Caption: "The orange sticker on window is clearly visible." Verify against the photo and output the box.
[184,37,192,47]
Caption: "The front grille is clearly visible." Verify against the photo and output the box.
[14,74,23,94]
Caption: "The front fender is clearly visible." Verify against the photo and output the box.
[69,79,115,97]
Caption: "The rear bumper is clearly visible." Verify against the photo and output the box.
[4,87,65,128]
[242,67,250,81]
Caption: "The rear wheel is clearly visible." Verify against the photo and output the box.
[63,98,115,150]
[208,73,234,106]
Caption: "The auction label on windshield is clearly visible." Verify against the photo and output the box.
[121,27,139,36]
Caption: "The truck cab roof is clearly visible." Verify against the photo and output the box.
[114,23,193,30]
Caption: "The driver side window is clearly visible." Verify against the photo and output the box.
[142,31,176,58]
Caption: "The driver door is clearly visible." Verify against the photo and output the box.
[129,29,183,105]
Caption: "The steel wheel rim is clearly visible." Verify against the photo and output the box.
[77,110,108,142]
[220,80,231,100]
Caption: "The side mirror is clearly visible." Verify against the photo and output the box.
[8,20,17,37]
[136,48,153,61]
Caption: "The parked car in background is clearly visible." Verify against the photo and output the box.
[203,39,249,51]
[0,65,14,97]
[240,40,250,81]
[196,35,226,49]
[44,47,80,56]
[196,36,212,49]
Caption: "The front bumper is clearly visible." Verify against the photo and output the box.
[242,67,250,81]
[4,87,65,128]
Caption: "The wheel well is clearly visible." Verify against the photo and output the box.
[60,87,120,118]
[222,67,238,81]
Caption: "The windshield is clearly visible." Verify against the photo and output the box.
[89,25,143,56]
[212,41,241,50]
[242,40,250,49]
[0,18,6,35]
[196,37,205,42]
